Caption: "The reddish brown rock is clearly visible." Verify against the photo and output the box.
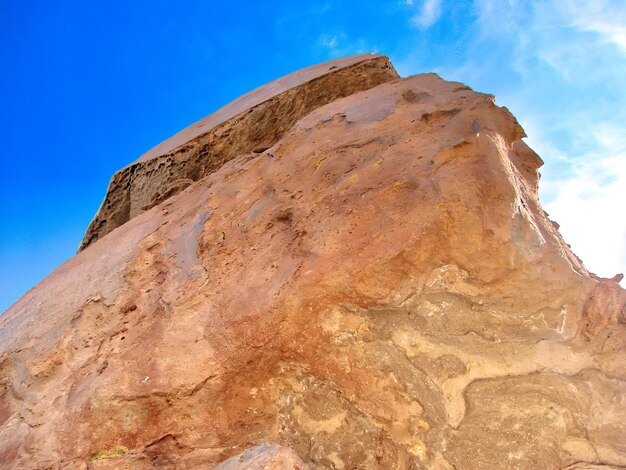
[1,58,625,469]
[582,280,626,339]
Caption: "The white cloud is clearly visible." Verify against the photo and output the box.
[411,0,443,29]
[317,33,375,58]
[543,150,626,279]
[472,0,626,82]
[559,0,626,53]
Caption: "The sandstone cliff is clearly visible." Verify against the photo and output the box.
[1,55,625,469]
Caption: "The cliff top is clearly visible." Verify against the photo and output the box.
[135,53,390,164]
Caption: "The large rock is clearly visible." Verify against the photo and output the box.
[1,56,625,469]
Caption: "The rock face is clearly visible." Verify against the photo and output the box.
[1,55,625,469]
[79,54,398,251]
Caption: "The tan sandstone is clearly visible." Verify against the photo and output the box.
[1,55,625,469]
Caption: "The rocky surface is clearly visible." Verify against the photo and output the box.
[214,444,308,470]
[79,54,398,251]
[1,56,625,469]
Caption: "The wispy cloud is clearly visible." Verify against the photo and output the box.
[320,35,338,49]
[317,32,376,58]
[542,134,626,278]
[472,0,626,82]
[559,0,626,53]
[411,0,443,29]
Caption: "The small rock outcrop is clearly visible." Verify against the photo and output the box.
[79,54,398,251]
[1,55,625,469]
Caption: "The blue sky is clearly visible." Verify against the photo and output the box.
[1,0,625,313]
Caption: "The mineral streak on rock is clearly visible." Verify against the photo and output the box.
[78,54,399,251]
[1,56,626,469]
[214,443,309,470]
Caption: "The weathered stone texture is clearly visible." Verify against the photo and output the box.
[1,57,625,469]
[79,54,398,251]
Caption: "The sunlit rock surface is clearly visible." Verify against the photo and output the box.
[1,55,625,469]
[79,54,398,251]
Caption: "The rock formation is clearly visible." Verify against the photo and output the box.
[79,54,398,251]
[1,55,625,469]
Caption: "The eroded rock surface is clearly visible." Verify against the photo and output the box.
[79,54,398,251]
[1,58,625,469]
[214,444,308,470]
